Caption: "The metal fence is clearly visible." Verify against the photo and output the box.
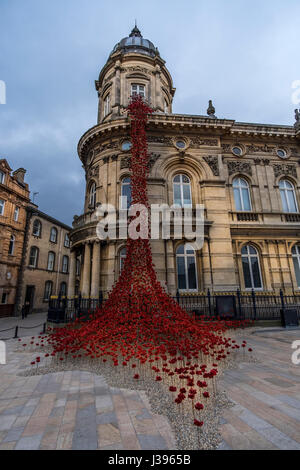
[47,289,300,324]
[173,289,300,321]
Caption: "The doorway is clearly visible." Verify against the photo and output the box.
[24,285,35,316]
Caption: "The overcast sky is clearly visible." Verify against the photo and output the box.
[1,0,299,225]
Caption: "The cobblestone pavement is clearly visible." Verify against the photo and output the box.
[0,326,299,450]
[0,340,176,450]
[218,328,300,450]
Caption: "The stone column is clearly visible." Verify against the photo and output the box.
[91,241,101,298]
[81,242,91,297]
[68,250,76,297]
[166,240,176,295]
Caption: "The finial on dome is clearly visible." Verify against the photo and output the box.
[207,99,216,118]
[129,21,142,37]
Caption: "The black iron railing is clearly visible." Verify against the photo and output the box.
[47,289,300,324]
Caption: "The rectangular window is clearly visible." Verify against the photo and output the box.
[0,199,5,216]
[293,258,300,287]
[14,207,19,222]
[0,171,5,184]
[131,84,145,98]
[104,94,110,117]
[1,293,7,304]
[176,257,186,290]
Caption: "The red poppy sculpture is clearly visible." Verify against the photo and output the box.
[41,95,252,429]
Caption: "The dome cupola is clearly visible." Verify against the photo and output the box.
[95,25,175,123]
[110,25,159,59]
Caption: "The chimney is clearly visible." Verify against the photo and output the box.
[13,168,26,183]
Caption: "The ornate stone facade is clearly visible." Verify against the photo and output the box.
[68,26,300,297]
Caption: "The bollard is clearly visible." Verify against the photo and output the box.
[43,323,46,334]
[13,326,19,339]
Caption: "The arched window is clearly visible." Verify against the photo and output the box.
[64,233,70,248]
[62,255,69,273]
[89,182,96,208]
[60,282,67,297]
[29,246,39,268]
[173,174,192,208]
[233,178,251,211]
[47,252,55,271]
[50,227,58,243]
[121,177,131,209]
[292,245,300,287]
[279,180,298,213]
[131,84,145,98]
[44,281,53,301]
[32,219,42,237]
[8,235,15,255]
[241,245,263,289]
[176,244,198,291]
[120,247,127,272]
[104,94,110,117]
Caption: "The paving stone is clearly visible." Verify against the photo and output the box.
[261,427,300,450]
[216,440,232,450]
[72,426,98,450]
[2,405,24,415]
[15,434,43,450]
[137,434,168,450]
[96,411,118,425]
[276,395,300,410]
[95,395,113,412]
[3,427,24,442]
[135,408,152,420]
[0,415,16,431]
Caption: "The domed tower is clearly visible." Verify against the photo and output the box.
[95,25,176,123]
[69,26,177,299]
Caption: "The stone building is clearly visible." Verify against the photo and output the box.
[20,207,72,313]
[0,160,30,317]
[68,25,300,298]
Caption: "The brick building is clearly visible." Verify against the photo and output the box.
[0,160,30,317]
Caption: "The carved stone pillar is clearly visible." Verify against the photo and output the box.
[91,241,101,298]
[81,243,91,297]
[166,240,176,295]
[68,250,76,297]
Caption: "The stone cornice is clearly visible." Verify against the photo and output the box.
[78,114,299,163]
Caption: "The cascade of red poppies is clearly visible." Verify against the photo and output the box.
[38,95,253,430]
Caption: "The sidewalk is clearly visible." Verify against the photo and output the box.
[0,313,47,340]
[0,327,299,449]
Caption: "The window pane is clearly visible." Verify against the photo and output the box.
[122,183,131,209]
[242,257,252,288]
[176,245,184,255]
[242,188,251,210]
[187,257,197,289]
[293,257,300,287]
[173,184,182,206]
[251,257,262,288]
[176,257,186,289]
[280,190,288,212]
[287,190,297,212]
[234,188,242,211]
[183,184,192,206]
